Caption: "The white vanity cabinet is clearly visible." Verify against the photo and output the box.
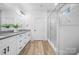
[0,38,10,55]
[0,36,18,55]
[23,32,31,46]
[16,32,31,54]
[7,36,18,55]
[16,34,25,54]
[0,31,31,55]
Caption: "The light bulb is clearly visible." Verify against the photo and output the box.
[54,3,58,6]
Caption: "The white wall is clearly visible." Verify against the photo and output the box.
[58,4,79,55]
[0,5,48,40]
[1,8,34,31]
[31,11,47,40]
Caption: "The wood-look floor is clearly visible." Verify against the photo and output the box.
[19,40,56,55]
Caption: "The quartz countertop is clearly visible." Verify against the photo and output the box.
[0,29,31,40]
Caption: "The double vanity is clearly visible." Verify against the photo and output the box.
[0,30,31,55]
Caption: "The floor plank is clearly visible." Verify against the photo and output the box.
[19,40,56,55]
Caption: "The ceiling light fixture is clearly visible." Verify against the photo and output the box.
[54,3,58,6]
[16,9,25,16]
[16,9,22,15]
[63,7,71,16]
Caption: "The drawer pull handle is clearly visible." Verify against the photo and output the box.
[7,46,9,52]
[3,48,6,54]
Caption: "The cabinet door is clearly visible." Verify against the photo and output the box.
[23,33,28,46]
[0,32,31,55]
[25,32,31,43]
[16,32,31,54]
[22,32,30,46]
[7,36,18,55]
[0,38,10,55]
[16,34,24,54]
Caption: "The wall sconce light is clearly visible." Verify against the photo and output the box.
[16,9,25,16]
[63,7,71,16]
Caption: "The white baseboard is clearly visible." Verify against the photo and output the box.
[48,39,57,54]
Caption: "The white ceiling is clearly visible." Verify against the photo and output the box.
[0,3,57,13]
[17,3,56,12]
[1,3,79,13]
